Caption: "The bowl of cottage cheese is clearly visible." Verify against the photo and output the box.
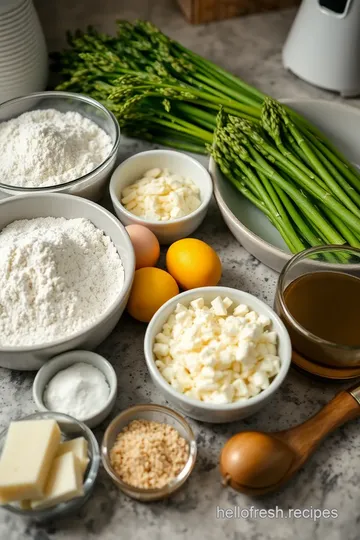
[0,91,120,202]
[144,287,291,423]
[0,193,135,370]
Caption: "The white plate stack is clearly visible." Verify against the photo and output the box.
[0,0,48,104]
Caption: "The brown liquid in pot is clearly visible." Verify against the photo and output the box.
[283,272,360,348]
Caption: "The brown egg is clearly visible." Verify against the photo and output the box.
[126,224,160,270]
[220,432,294,490]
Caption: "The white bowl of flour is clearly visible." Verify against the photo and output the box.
[0,193,135,370]
[0,91,120,202]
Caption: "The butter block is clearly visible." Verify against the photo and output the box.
[0,419,61,503]
[31,452,84,510]
[56,437,89,474]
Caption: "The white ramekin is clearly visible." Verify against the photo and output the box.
[109,149,213,244]
[33,350,118,429]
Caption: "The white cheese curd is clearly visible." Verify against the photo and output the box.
[121,168,201,221]
[153,296,281,404]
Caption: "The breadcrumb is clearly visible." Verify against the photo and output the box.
[110,419,189,489]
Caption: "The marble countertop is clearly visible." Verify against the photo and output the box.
[1,2,359,539]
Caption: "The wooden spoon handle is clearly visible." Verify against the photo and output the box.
[278,390,360,463]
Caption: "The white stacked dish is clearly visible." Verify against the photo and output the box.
[0,0,47,103]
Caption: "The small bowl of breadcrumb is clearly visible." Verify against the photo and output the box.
[101,404,197,501]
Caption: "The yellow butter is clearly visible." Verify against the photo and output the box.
[0,419,61,504]
[56,437,89,474]
[30,451,84,510]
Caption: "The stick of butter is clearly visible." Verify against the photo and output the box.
[30,451,84,510]
[56,437,89,474]
[0,420,61,504]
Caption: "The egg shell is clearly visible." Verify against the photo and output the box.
[126,224,160,270]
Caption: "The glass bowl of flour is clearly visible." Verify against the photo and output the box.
[0,91,120,202]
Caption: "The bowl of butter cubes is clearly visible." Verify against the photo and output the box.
[0,412,100,520]
[144,286,292,423]
[109,149,213,244]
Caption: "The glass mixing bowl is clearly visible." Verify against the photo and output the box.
[0,91,120,201]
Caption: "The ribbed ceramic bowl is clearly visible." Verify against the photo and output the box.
[0,193,135,371]
[0,92,120,201]
[211,99,360,272]
[0,0,47,103]
[0,0,29,17]
[144,287,292,423]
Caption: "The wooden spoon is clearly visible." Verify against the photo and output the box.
[220,382,360,496]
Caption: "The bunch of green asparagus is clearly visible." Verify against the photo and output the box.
[53,20,360,252]
[209,102,360,253]
[52,20,316,153]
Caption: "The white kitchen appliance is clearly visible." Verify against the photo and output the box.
[283,0,360,97]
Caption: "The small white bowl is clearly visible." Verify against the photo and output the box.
[144,287,291,423]
[33,350,118,429]
[109,149,213,244]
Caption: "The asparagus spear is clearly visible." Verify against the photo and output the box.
[209,146,299,253]
[53,21,360,253]
[234,118,360,236]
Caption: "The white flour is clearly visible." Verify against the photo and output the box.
[0,217,125,347]
[0,109,113,188]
